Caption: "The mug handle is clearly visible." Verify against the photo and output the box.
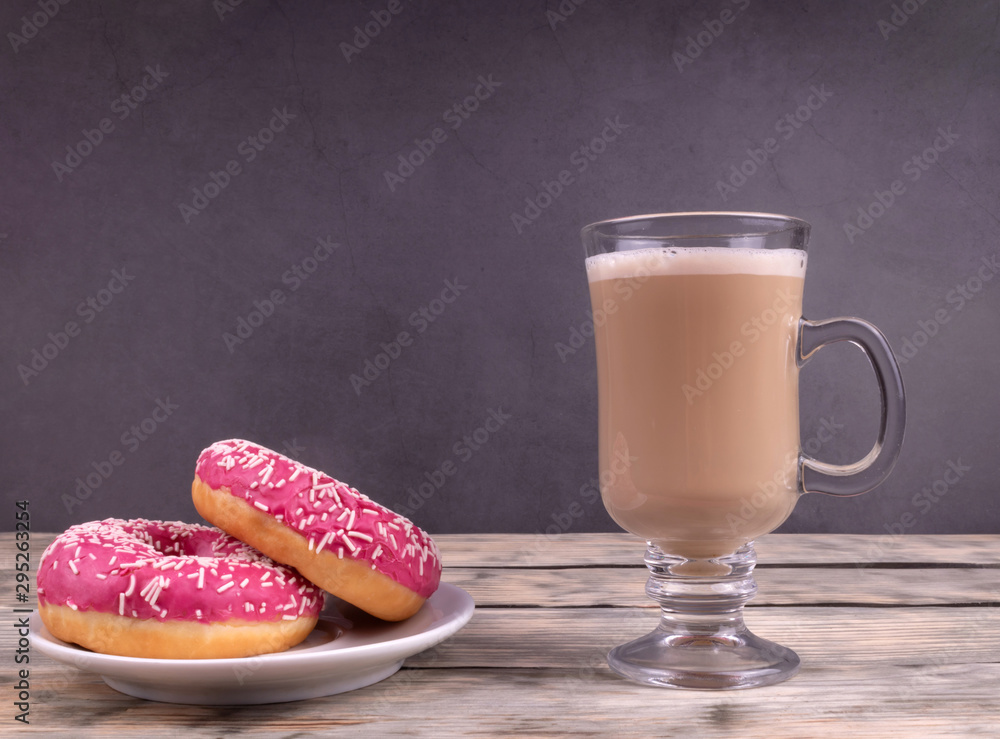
[797,317,906,496]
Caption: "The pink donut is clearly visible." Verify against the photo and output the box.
[37,518,324,659]
[192,439,441,621]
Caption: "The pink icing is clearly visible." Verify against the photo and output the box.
[37,518,323,624]
[195,439,442,599]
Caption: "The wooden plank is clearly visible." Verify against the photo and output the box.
[11,664,1000,737]
[10,541,997,613]
[18,562,1000,613]
[10,532,1000,568]
[7,533,997,611]
[12,606,1000,673]
[433,532,1000,567]
[403,606,1000,669]
[442,566,1000,607]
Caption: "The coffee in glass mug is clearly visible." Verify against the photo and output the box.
[587,247,806,559]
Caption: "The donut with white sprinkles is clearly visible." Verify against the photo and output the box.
[36,518,324,659]
[192,439,442,621]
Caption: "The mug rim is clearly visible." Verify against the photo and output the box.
[580,211,810,240]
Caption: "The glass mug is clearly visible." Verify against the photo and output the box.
[581,212,905,689]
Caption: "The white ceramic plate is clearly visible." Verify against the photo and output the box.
[31,583,474,705]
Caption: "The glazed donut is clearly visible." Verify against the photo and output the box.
[192,439,441,621]
[37,518,324,659]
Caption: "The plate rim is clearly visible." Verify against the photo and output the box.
[31,582,474,673]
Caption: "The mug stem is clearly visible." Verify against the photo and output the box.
[607,543,800,689]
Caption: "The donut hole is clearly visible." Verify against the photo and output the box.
[106,520,266,564]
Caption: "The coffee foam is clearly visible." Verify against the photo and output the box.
[585,247,807,282]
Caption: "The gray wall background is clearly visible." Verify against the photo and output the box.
[3,0,998,539]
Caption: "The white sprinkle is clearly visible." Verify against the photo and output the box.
[221,573,233,580]
[338,548,344,559]
[336,510,349,523]
[260,465,273,485]
[347,509,355,530]
[217,581,236,593]
[246,456,265,469]
[197,569,205,590]
[125,575,136,596]
[108,555,117,566]
[261,571,270,581]
[254,501,269,512]
[251,481,259,489]
[276,479,286,488]
[282,614,297,620]
[307,538,315,552]
[347,531,373,543]
[245,602,254,613]
[262,581,274,587]
[68,560,79,575]
[321,512,328,522]
[361,509,378,517]
[342,536,357,553]
[373,545,382,559]
[289,467,302,481]
[119,593,125,616]
[95,573,107,580]
[316,531,332,554]
[240,578,249,588]
[196,609,203,619]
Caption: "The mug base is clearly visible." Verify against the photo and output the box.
[607,626,800,690]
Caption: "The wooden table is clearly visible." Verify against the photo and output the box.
[4,532,1000,736]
